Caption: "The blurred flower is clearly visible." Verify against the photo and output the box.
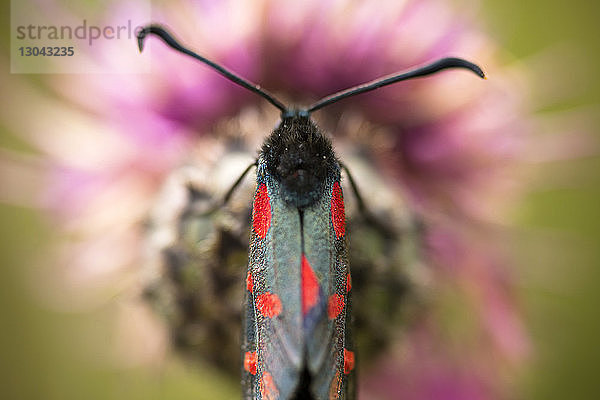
[2,0,535,398]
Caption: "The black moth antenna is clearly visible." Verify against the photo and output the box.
[137,25,485,116]
[137,25,287,113]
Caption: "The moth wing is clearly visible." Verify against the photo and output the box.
[303,177,352,399]
[244,177,304,399]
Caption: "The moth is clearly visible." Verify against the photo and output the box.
[138,25,484,400]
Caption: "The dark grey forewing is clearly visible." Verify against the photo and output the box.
[255,175,303,398]
[303,175,350,399]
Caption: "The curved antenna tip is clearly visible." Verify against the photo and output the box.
[472,64,486,79]
[137,25,158,53]
[450,57,485,79]
[137,28,148,53]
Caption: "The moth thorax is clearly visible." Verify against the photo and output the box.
[262,116,338,208]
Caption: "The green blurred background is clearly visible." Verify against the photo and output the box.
[482,1,600,399]
[1,0,599,399]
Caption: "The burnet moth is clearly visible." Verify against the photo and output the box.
[138,25,484,400]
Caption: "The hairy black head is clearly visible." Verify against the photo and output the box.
[260,116,339,208]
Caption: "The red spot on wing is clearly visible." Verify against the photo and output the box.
[343,348,355,374]
[256,292,282,318]
[246,270,253,293]
[327,293,345,319]
[301,254,319,316]
[346,273,352,292]
[331,181,345,238]
[260,371,279,400]
[243,351,257,375]
[329,371,342,399]
[252,183,271,239]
